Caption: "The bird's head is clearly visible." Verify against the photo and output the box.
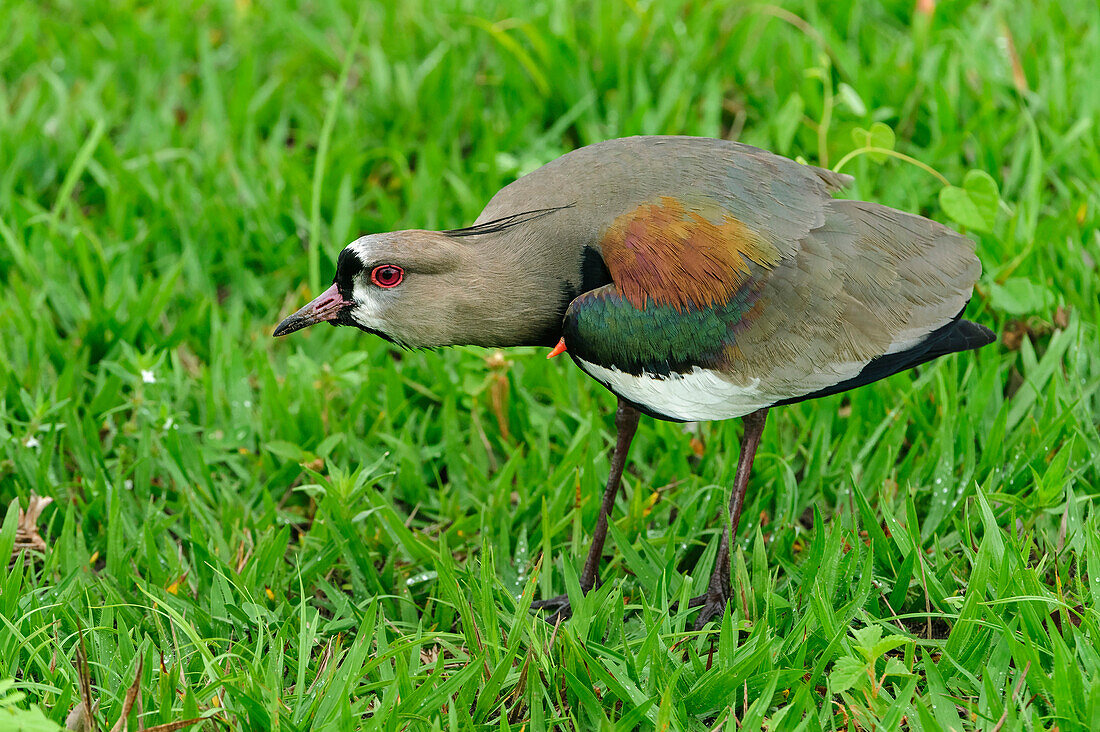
[273,230,473,347]
[273,228,572,348]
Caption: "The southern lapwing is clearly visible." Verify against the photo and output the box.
[275,136,994,628]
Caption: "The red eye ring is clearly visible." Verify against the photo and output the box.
[370,265,404,288]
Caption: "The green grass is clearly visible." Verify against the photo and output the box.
[2,0,1099,728]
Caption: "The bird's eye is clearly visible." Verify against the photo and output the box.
[370,265,404,288]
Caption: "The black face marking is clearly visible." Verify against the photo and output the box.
[331,306,399,344]
[444,203,576,238]
[335,247,365,300]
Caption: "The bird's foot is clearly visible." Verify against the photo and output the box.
[531,576,602,624]
[529,594,573,624]
[669,590,732,630]
[690,589,732,630]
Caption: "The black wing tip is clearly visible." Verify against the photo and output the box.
[951,319,997,351]
[772,316,996,409]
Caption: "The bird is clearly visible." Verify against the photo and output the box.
[274,135,994,629]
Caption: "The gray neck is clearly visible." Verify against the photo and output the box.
[444,219,603,347]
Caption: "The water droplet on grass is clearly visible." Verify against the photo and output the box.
[406,571,437,586]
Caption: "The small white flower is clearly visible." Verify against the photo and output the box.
[141,370,156,384]
[163,417,174,431]
[23,436,40,449]
[124,480,134,490]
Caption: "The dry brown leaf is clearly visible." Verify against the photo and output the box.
[999,20,1030,94]
[1054,305,1070,329]
[12,493,53,563]
[419,644,441,666]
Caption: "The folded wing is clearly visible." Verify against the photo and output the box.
[564,149,989,420]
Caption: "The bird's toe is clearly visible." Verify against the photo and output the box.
[669,590,731,630]
[530,593,573,624]
[691,592,732,630]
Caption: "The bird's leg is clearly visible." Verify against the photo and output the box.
[531,399,640,622]
[685,407,769,630]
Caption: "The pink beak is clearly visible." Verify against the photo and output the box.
[273,283,351,337]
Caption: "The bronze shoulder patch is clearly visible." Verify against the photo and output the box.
[599,197,781,312]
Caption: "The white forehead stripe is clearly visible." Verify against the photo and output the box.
[347,237,375,265]
[342,238,386,330]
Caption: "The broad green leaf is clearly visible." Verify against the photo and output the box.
[870,635,909,660]
[830,656,868,694]
[989,277,1055,316]
[850,624,883,653]
[939,169,1000,232]
[883,657,910,677]
[851,121,895,161]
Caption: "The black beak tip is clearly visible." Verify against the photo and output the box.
[272,316,303,338]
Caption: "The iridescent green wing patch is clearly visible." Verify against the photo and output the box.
[563,282,765,376]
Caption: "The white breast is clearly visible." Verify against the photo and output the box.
[573,358,779,421]
[573,353,874,421]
